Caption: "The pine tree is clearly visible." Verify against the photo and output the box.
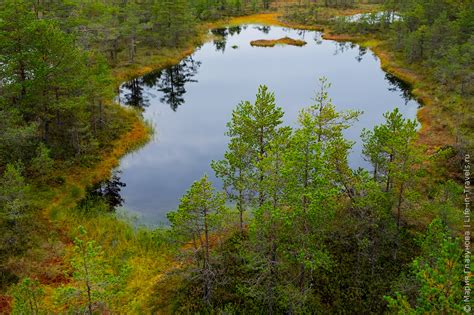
[362,108,421,227]
[54,226,129,314]
[153,0,195,48]
[168,176,226,305]
[385,219,464,313]
[11,278,45,315]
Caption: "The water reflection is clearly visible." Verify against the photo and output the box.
[228,26,243,35]
[254,26,271,34]
[211,28,228,52]
[120,56,201,111]
[314,32,323,45]
[121,77,150,109]
[356,46,367,62]
[156,57,201,111]
[212,26,245,52]
[81,171,126,212]
[333,42,356,55]
[385,73,415,105]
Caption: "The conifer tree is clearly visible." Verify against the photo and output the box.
[168,176,226,305]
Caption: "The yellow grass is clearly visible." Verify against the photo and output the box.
[218,12,323,30]
[225,13,283,27]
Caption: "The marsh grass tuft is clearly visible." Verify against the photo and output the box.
[250,36,306,47]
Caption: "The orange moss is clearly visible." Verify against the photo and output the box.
[322,33,362,41]
[0,296,12,314]
[250,36,307,47]
[354,39,455,150]
[220,12,323,31]
[225,13,283,27]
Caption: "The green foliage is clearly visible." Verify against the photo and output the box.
[362,108,422,227]
[0,0,467,312]
[192,0,266,19]
[0,164,32,290]
[29,143,54,184]
[168,176,226,305]
[0,0,119,164]
[0,109,37,170]
[385,219,464,313]
[160,79,461,313]
[153,0,196,48]
[0,164,31,256]
[283,4,321,25]
[11,277,45,315]
[168,176,226,246]
[173,79,419,313]
[54,226,130,314]
[329,0,473,148]
[212,85,285,229]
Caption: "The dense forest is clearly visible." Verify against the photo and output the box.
[0,0,472,313]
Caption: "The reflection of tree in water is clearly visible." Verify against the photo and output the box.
[314,32,323,45]
[297,29,306,38]
[211,28,228,52]
[385,73,415,105]
[333,42,356,55]
[333,43,373,63]
[211,26,243,52]
[121,77,150,109]
[141,69,162,88]
[255,26,271,34]
[81,171,126,212]
[356,46,367,62]
[228,26,242,35]
[120,56,201,111]
[156,56,201,111]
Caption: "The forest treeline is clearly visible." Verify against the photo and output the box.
[333,0,473,96]
[0,0,470,313]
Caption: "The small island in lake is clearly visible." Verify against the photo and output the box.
[250,36,307,47]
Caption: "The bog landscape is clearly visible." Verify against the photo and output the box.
[0,0,472,313]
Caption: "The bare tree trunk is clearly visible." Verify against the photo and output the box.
[385,153,393,192]
[203,207,211,305]
[268,239,277,314]
[396,183,405,229]
[81,244,93,315]
[258,126,265,206]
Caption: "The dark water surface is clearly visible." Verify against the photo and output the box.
[117,25,419,225]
